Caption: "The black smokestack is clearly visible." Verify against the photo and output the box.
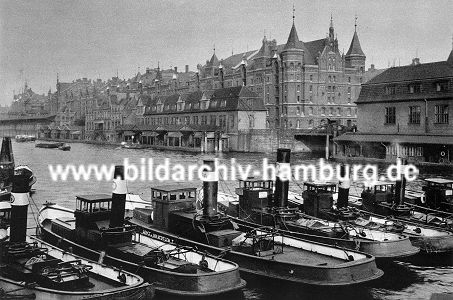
[109,166,126,228]
[337,164,350,208]
[202,160,218,218]
[10,168,32,243]
[274,148,291,208]
[394,158,407,206]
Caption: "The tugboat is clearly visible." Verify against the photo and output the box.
[39,165,245,296]
[127,160,384,286]
[1,167,154,300]
[346,161,453,253]
[218,149,419,260]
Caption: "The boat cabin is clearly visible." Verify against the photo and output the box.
[362,182,395,203]
[302,182,337,218]
[74,194,113,228]
[151,184,197,230]
[422,178,453,210]
[0,201,11,224]
[236,178,274,219]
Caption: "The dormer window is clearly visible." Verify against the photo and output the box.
[220,100,227,107]
[210,100,217,108]
[409,83,421,94]
[385,86,396,95]
[436,81,449,92]
[177,102,184,111]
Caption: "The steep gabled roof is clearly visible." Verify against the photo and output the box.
[346,31,365,57]
[283,23,302,50]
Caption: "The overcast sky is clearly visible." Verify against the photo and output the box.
[0,0,452,106]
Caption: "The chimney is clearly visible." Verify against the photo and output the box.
[337,163,350,208]
[394,158,407,206]
[241,59,247,86]
[174,66,178,73]
[412,58,420,65]
[109,166,127,229]
[185,65,189,73]
[274,148,291,207]
[9,167,33,243]
[202,160,218,217]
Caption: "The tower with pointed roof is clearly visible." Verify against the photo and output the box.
[345,17,366,71]
[279,7,305,129]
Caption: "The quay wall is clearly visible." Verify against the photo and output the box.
[0,122,328,153]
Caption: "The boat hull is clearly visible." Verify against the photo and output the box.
[346,208,453,254]
[39,206,245,296]
[129,218,383,286]
[0,277,154,300]
[229,216,419,260]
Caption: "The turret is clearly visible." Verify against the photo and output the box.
[109,166,127,229]
[274,148,291,208]
[9,167,33,243]
[345,18,366,71]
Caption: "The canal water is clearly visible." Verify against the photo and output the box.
[12,141,453,300]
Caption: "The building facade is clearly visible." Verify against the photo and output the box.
[119,86,267,152]
[196,17,366,132]
[334,49,453,164]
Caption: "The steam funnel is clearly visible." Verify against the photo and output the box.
[274,148,291,208]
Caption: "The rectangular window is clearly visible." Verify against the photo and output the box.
[385,86,396,95]
[435,105,449,124]
[409,106,421,124]
[385,107,396,124]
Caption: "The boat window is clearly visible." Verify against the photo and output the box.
[189,191,195,198]
[180,192,186,199]
[82,201,88,211]
[169,193,177,201]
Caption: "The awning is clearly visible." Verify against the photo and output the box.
[167,132,183,138]
[193,132,203,138]
[141,131,159,137]
[206,132,215,138]
[123,131,135,136]
[71,131,81,135]
[221,134,229,139]
[334,133,453,145]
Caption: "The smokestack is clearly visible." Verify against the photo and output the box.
[394,159,407,206]
[219,64,224,89]
[274,148,291,208]
[174,66,178,73]
[185,65,189,73]
[202,160,218,217]
[109,166,127,229]
[9,167,33,243]
[241,59,247,86]
[337,163,350,208]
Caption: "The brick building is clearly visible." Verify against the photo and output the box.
[118,86,266,152]
[334,48,453,165]
[197,16,366,132]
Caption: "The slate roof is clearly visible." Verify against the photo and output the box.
[346,31,365,57]
[365,61,453,85]
[143,86,265,116]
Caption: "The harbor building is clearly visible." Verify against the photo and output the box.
[116,85,267,152]
[334,47,453,165]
